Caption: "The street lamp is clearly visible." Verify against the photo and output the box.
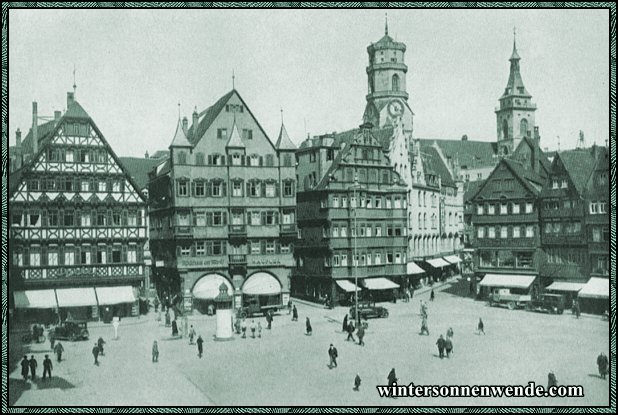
[350,175,361,325]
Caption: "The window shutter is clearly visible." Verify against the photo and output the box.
[192,213,197,226]
[191,181,196,196]
[275,183,280,197]
[260,240,266,254]
[261,212,266,225]
[261,182,266,197]
[206,181,212,196]
[41,212,48,227]
[275,240,281,254]
[122,245,128,262]
[259,156,263,166]
[207,212,213,226]
[274,212,279,225]
[220,156,225,166]
[207,155,212,165]
[176,246,181,257]
[190,243,196,257]
[222,181,227,196]
[228,155,233,165]
[24,248,30,266]
[76,247,82,265]
[222,212,227,225]
[107,246,113,262]
[221,243,227,255]
[58,247,64,266]
[41,247,48,266]
[246,182,251,196]
[241,155,245,166]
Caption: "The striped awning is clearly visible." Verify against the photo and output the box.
[336,280,360,292]
[363,278,399,290]
[443,255,461,264]
[479,274,536,289]
[13,290,58,309]
[426,258,450,268]
[406,262,425,275]
[545,282,585,292]
[578,278,609,299]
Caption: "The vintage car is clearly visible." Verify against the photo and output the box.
[526,294,565,315]
[52,320,90,341]
[349,302,389,319]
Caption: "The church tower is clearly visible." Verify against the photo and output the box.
[363,16,413,133]
[495,32,538,155]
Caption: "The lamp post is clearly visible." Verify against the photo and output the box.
[351,175,360,325]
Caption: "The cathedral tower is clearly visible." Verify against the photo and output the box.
[495,32,538,155]
[363,16,413,133]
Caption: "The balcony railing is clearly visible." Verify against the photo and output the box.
[229,254,247,265]
[174,226,192,237]
[280,223,297,236]
[18,263,144,281]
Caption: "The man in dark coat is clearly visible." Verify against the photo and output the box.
[54,342,64,362]
[477,318,485,335]
[597,353,609,379]
[92,342,100,365]
[328,344,338,368]
[354,374,361,391]
[306,317,312,335]
[21,356,29,381]
[357,324,365,346]
[29,355,38,379]
[445,337,453,358]
[292,305,298,322]
[420,316,429,336]
[436,335,446,358]
[42,355,53,381]
[266,310,273,329]
[197,335,204,358]
[171,319,179,336]
[387,368,397,387]
[342,314,349,333]
[97,337,106,355]
[547,371,557,388]
[430,289,435,301]
[346,321,356,342]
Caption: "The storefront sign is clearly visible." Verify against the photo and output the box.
[179,258,225,268]
[183,295,193,313]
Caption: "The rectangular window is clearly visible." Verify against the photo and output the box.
[217,128,228,140]
[332,255,340,267]
[251,212,261,226]
[501,227,508,238]
[96,211,106,227]
[81,213,91,227]
[196,242,205,256]
[180,246,191,257]
[265,211,276,225]
[526,226,534,238]
[48,251,58,266]
[375,198,382,209]
[477,227,485,238]
[340,226,347,237]
[265,183,276,198]
[500,204,508,215]
[81,180,90,192]
[266,241,275,254]
[599,202,607,214]
[513,226,520,238]
[488,226,495,238]
[512,203,520,214]
[283,181,293,197]
[82,250,92,265]
[488,204,495,215]
[552,179,559,189]
[30,252,41,267]
[127,248,137,263]
[283,154,293,167]
[340,254,348,267]
[394,198,402,209]
[242,129,253,140]
[366,225,372,237]
[195,181,205,197]
[386,253,393,264]
[525,203,533,214]
[332,226,339,238]
[251,241,261,254]
[477,205,484,215]
[332,196,339,208]
[232,181,243,197]
[213,212,224,226]
[341,197,348,208]
[375,226,382,237]
[212,181,223,197]
[561,179,568,189]
[374,253,381,265]
[232,154,242,166]
[249,182,260,197]
[177,181,188,197]
[592,227,601,242]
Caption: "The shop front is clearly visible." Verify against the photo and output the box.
[13,289,59,325]
[424,257,450,283]
[96,286,138,323]
[361,277,400,303]
[578,277,609,314]
[191,273,235,315]
[55,287,98,321]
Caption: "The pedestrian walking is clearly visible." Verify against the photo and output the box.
[342,314,349,333]
[346,321,356,342]
[49,329,55,351]
[171,319,179,337]
[357,323,365,346]
[306,317,312,335]
[189,325,196,344]
[292,305,298,321]
[266,310,273,330]
[328,344,338,368]
[354,374,361,391]
[410,286,415,300]
[54,342,64,362]
[445,337,453,358]
[258,322,263,338]
[547,371,557,388]
[430,289,435,302]
[97,337,106,356]
[92,343,100,365]
[447,327,454,340]
[574,301,581,319]
[29,355,38,379]
[404,288,410,303]
[21,356,29,381]
[597,353,609,379]
[477,318,485,335]
[388,368,398,388]
[241,319,247,338]
[197,335,204,358]
[420,316,430,336]
[183,316,189,339]
[152,340,159,363]
[436,335,446,359]
[288,299,293,315]
[42,355,52,381]
[250,320,257,338]
[165,309,171,327]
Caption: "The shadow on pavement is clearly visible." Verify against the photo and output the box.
[441,278,475,299]
[8,378,32,406]
[587,373,605,379]
[9,374,79,405]
[33,376,76,390]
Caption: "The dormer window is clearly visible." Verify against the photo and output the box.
[232,153,242,166]
[217,128,228,140]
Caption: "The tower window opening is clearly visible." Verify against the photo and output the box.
[392,74,400,92]
[502,119,509,141]
[520,118,529,137]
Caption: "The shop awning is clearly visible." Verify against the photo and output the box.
[426,258,450,268]
[479,274,536,289]
[192,274,234,299]
[13,290,58,309]
[336,280,360,292]
[55,288,98,307]
[578,278,609,299]
[443,255,461,264]
[363,277,400,290]
[95,286,137,305]
[545,282,585,292]
[242,272,282,295]
[406,262,425,275]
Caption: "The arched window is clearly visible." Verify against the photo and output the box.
[392,74,400,92]
[502,119,509,140]
[418,213,422,229]
[423,213,427,229]
[520,118,529,137]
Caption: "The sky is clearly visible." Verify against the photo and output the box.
[8,8,610,158]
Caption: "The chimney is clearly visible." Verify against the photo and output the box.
[32,102,38,154]
[192,107,199,134]
[182,116,188,133]
[54,110,62,126]
[67,91,75,108]
[16,129,22,148]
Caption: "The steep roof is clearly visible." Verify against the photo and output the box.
[512,136,551,175]
[187,90,235,144]
[64,100,91,119]
[503,39,531,98]
[463,180,484,203]
[226,122,244,148]
[502,158,545,193]
[275,123,296,150]
[418,138,497,169]
[169,118,192,148]
[422,146,456,187]
[20,120,57,155]
[119,157,162,191]
[554,149,597,194]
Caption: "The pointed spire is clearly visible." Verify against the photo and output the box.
[232,70,235,90]
[169,117,192,148]
[226,120,244,148]
[385,12,389,36]
[510,27,520,61]
[73,64,77,95]
[276,122,296,150]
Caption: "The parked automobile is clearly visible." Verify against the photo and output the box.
[526,294,565,314]
[349,302,389,319]
[489,288,531,310]
[53,320,90,341]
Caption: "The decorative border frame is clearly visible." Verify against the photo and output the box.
[1,2,615,413]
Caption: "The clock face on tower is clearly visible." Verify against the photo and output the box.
[387,99,404,117]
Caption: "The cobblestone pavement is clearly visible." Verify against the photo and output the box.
[9,281,611,406]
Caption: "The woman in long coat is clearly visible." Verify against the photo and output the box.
[306,317,312,335]
[171,319,179,337]
[597,353,609,379]
[342,314,349,333]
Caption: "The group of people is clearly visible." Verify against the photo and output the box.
[239,319,263,339]
[20,355,53,382]
[92,337,106,365]
[342,314,365,346]
[435,328,454,359]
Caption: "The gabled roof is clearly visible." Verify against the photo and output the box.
[463,180,484,203]
[418,138,498,169]
[20,120,57,155]
[422,146,456,187]
[169,118,192,148]
[226,122,244,148]
[187,90,235,144]
[64,100,90,119]
[276,123,296,150]
[512,136,551,175]
[470,158,545,201]
[119,157,163,191]
[552,149,597,195]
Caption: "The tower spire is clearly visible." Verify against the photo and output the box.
[232,70,235,90]
[72,64,77,95]
[280,107,284,125]
[510,27,520,61]
[385,12,388,36]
